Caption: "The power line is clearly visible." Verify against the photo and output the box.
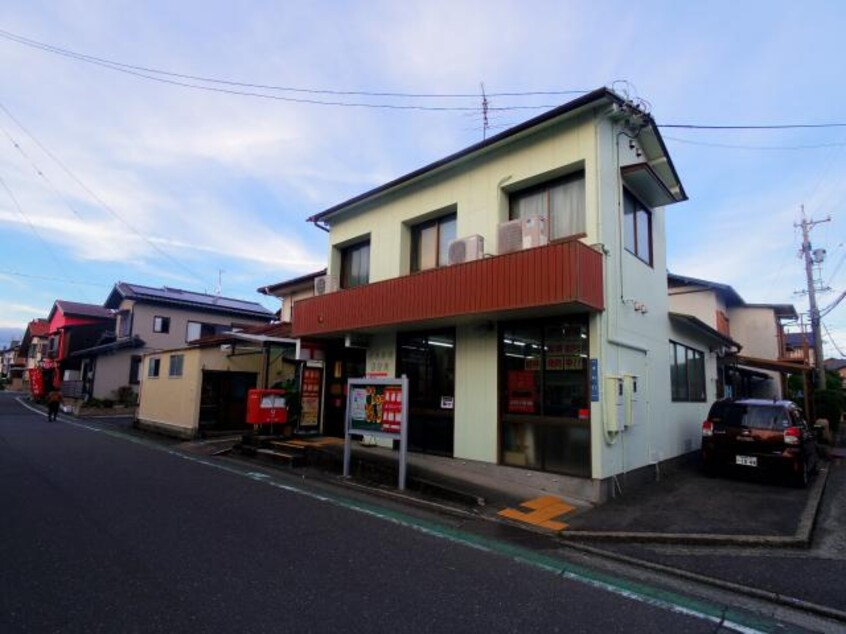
[0,268,111,288]
[0,28,581,111]
[822,321,845,358]
[664,135,846,150]
[0,100,208,286]
[661,123,846,130]
[0,172,94,302]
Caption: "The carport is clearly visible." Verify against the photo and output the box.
[726,354,813,420]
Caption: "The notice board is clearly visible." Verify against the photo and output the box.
[343,376,409,490]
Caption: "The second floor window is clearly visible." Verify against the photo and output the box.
[510,173,585,241]
[153,316,170,334]
[623,189,653,265]
[117,310,132,337]
[148,357,161,378]
[186,321,228,342]
[341,241,370,289]
[411,213,456,272]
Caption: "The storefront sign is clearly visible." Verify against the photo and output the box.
[343,376,409,490]
[299,365,323,429]
[590,358,599,402]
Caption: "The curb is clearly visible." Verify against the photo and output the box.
[559,540,846,625]
[553,465,830,547]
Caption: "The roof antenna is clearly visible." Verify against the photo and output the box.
[216,269,224,296]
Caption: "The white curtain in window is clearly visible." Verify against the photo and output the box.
[548,178,585,239]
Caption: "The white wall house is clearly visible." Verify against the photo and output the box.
[291,88,729,502]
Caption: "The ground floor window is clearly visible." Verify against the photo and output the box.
[500,316,590,477]
[670,340,706,402]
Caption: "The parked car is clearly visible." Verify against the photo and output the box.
[701,399,818,487]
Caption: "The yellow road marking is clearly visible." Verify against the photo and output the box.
[498,495,575,531]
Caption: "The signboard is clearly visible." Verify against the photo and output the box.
[590,359,599,402]
[343,376,409,490]
[299,364,323,429]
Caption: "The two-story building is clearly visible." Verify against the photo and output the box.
[290,88,729,501]
[19,319,49,395]
[667,273,806,402]
[42,300,116,396]
[73,282,275,403]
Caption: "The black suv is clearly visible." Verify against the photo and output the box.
[701,399,818,487]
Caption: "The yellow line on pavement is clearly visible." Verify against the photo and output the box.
[498,495,575,531]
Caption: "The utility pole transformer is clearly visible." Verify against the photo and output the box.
[796,205,830,390]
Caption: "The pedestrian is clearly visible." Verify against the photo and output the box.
[47,388,63,421]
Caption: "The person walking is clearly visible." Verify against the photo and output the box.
[47,388,63,421]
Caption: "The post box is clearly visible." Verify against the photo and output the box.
[246,389,288,425]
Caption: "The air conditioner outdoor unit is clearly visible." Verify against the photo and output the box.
[497,219,524,255]
[314,274,339,296]
[448,235,485,265]
[497,215,549,254]
[522,215,548,249]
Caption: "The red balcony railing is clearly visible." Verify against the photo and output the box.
[293,239,604,337]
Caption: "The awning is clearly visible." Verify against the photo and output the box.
[728,354,811,375]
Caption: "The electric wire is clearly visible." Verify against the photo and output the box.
[0,124,86,220]
[663,135,846,150]
[0,268,111,288]
[0,100,208,286]
[0,29,576,111]
[0,172,94,302]
[822,321,845,357]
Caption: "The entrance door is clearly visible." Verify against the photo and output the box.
[199,370,257,432]
[398,330,455,456]
[322,346,366,437]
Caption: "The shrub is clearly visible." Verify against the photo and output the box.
[814,389,844,437]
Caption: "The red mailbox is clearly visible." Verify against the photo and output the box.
[246,389,289,425]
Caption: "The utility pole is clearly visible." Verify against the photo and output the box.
[796,205,830,390]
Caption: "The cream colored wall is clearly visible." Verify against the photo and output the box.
[137,350,203,436]
[729,307,778,358]
[321,107,700,483]
[667,289,722,330]
[453,324,498,462]
[137,346,275,437]
[326,112,597,280]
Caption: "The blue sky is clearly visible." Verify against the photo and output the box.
[0,1,844,357]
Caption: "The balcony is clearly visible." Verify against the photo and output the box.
[293,239,604,338]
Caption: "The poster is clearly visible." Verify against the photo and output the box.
[299,365,323,428]
[349,383,405,434]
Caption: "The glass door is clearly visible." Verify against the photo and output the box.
[398,329,455,456]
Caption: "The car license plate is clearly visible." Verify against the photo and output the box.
[736,455,757,467]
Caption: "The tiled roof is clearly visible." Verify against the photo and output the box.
[258,269,327,296]
[27,319,50,337]
[55,300,115,319]
[105,282,273,319]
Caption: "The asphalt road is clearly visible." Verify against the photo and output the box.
[0,392,817,633]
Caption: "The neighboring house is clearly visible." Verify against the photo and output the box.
[18,319,50,395]
[136,323,297,438]
[72,282,276,403]
[42,300,115,396]
[784,331,815,365]
[289,87,732,502]
[1,340,24,390]
[824,358,846,388]
[258,269,326,323]
[668,273,805,400]
[257,269,362,436]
